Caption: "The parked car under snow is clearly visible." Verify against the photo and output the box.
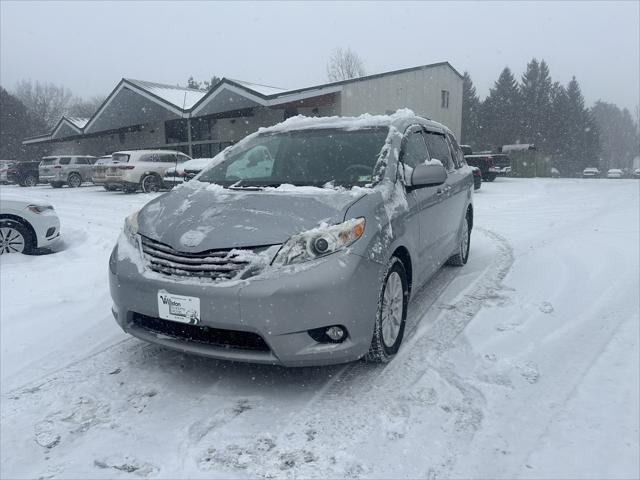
[109,111,474,366]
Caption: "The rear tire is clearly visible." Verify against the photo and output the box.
[0,219,34,255]
[366,257,409,363]
[447,213,471,266]
[67,173,82,188]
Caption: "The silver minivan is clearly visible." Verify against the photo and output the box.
[109,112,474,366]
[39,155,96,188]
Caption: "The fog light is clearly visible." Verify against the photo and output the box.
[308,325,348,343]
[326,326,345,341]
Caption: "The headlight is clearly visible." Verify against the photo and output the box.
[26,204,54,214]
[272,218,365,266]
[123,211,140,244]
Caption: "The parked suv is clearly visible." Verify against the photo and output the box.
[109,112,474,366]
[39,155,97,188]
[6,161,41,186]
[104,150,192,193]
[91,155,119,190]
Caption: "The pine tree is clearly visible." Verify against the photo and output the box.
[481,67,521,150]
[564,77,600,173]
[461,71,482,148]
[520,58,553,149]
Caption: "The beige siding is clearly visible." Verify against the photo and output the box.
[339,65,463,138]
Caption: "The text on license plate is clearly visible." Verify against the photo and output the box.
[157,291,200,324]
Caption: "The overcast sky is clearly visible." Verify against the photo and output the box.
[1,1,638,113]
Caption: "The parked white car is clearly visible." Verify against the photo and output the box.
[582,167,600,178]
[0,160,16,184]
[104,150,191,193]
[163,157,222,188]
[606,168,624,179]
[0,196,61,254]
[39,155,97,188]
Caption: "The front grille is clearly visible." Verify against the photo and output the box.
[131,313,270,351]
[140,235,252,280]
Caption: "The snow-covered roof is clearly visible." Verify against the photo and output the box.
[228,79,290,96]
[125,79,207,110]
[66,117,89,129]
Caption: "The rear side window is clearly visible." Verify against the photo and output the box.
[424,132,454,171]
[58,157,71,165]
[40,158,57,166]
[401,130,429,168]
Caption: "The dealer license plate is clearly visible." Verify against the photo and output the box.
[157,291,201,324]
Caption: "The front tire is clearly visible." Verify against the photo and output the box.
[0,219,34,255]
[366,258,409,363]
[447,213,471,266]
[22,174,37,187]
[141,174,160,193]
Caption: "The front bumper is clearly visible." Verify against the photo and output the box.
[109,241,383,366]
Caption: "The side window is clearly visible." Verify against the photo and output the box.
[59,157,71,165]
[446,133,464,169]
[424,132,454,171]
[74,157,88,165]
[139,153,160,163]
[160,153,178,163]
[400,130,429,168]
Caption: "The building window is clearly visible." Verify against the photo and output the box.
[191,117,214,142]
[165,119,188,144]
[441,90,450,109]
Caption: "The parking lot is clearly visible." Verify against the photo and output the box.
[1,178,638,479]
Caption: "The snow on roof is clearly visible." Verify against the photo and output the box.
[66,117,89,129]
[228,79,290,97]
[125,78,208,110]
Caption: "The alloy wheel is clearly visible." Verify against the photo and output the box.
[381,271,404,348]
[0,227,25,254]
[142,175,159,193]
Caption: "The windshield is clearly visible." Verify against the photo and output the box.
[197,127,389,188]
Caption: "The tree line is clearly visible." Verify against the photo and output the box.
[462,58,639,174]
[0,81,106,160]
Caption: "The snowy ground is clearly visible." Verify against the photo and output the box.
[1,178,638,479]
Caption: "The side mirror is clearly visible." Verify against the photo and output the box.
[409,162,447,188]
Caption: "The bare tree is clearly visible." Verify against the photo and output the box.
[13,80,73,130]
[67,95,106,118]
[326,47,366,82]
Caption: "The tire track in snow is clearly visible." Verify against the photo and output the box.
[206,228,515,478]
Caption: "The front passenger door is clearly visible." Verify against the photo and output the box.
[400,127,449,284]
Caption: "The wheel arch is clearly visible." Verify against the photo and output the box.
[391,246,413,295]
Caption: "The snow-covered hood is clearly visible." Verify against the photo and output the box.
[137,182,370,251]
